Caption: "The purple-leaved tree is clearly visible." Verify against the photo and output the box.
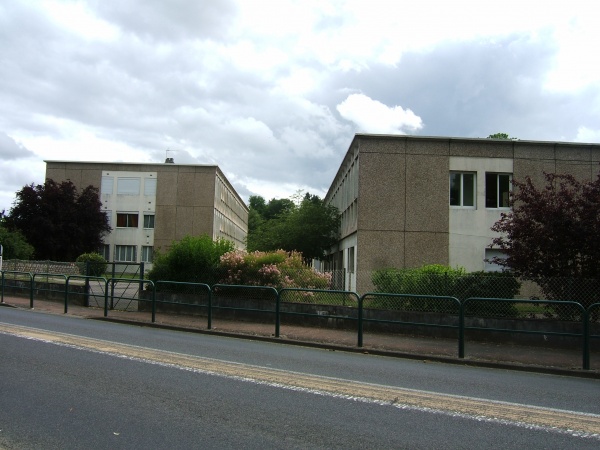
[491,172,600,310]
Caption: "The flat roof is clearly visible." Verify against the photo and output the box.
[355,133,600,147]
[44,160,218,166]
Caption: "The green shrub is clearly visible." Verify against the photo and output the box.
[147,235,235,286]
[372,265,465,295]
[456,271,521,317]
[75,252,108,277]
[0,226,34,260]
[370,265,465,312]
[371,268,403,295]
[371,265,521,316]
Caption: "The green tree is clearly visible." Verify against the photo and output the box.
[487,132,517,140]
[247,195,266,235]
[147,235,235,285]
[3,180,111,261]
[282,193,340,261]
[247,193,340,261]
[0,225,34,259]
[263,197,295,220]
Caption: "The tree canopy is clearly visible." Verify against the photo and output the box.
[491,172,600,279]
[490,172,600,308]
[487,132,517,140]
[247,193,340,261]
[0,222,34,260]
[3,180,111,261]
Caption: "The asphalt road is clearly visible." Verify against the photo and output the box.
[1,307,599,449]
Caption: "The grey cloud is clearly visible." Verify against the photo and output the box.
[0,158,44,213]
[93,0,238,42]
[0,133,35,160]
[318,34,600,142]
[4,2,598,212]
[0,3,350,200]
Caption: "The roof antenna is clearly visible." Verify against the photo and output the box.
[165,148,175,164]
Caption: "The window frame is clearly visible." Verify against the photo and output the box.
[144,178,157,196]
[99,244,110,261]
[116,177,141,195]
[141,246,154,263]
[485,173,512,209]
[114,245,137,262]
[116,213,139,228]
[449,171,476,208]
[143,214,155,229]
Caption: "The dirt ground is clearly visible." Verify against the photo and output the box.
[1,295,599,377]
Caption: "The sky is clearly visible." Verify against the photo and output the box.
[1,0,599,213]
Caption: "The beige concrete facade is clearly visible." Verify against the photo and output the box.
[325,134,600,292]
[45,161,248,268]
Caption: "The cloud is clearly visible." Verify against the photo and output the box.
[0,133,36,160]
[336,94,423,134]
[0,0,599,214]
[0,134,42,213]
[324,35,600,141]
[575,127,600,143]
[93,0,238,42]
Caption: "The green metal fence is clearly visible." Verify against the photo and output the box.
[279,288,360,339]
[589,303,600,367]
[359,293,461,349]
[153,281,211,326]
[211,284,279,335]
[65,275,108,313]
[460,298,588,365]
[2,270,600,370]
[1,271,33,307]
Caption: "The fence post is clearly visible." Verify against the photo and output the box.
[104,278,109,317]
[110,263,116,309]
[151,281,156,323]
[84,262,90,307]
[139,262,145,302]
[29,272,34,308]
[458,300,465,358]
[207,286,212,330]
[275,290,280,338]
[583,308,590,370]
[1,271,4,303]
[357,295,363,347]
[64,277,70,313]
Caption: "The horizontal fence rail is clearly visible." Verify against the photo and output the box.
[2,269,600,370]
[360,293,461,350]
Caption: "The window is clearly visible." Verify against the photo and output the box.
[144,178,157,196]
[449,172,476,207]
[485,249,507,272]
[115,245,137,262]
[141,246,154,263]
[486,173,511,208]
[117,177,141,195]
[348,246,355,273]
[116,213,139,228]
[99,244,110,261]
[143,214,155,229]
[101,176,114,195]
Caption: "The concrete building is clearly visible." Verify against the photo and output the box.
[45,160,248,269]
[324,134,600,293]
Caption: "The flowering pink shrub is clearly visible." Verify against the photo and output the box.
[218,250,331,290]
